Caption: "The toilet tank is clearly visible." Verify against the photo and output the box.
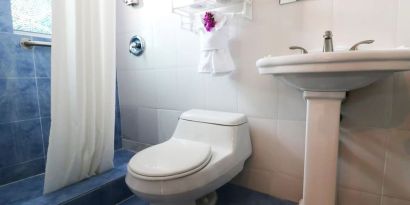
[172,110,251,159]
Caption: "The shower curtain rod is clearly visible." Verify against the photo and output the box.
[20,38,52,48]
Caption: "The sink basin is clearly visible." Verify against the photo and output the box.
[257,49,410,91]
[257,49,410,205]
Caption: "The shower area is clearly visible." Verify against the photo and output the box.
[0,0,133,204]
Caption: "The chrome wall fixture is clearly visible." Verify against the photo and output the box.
[129,35,145,56]
[124,0,139,7]
[279,0,298,5]
[20,38,51,48]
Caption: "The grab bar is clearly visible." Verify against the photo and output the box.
[20,38,52,48]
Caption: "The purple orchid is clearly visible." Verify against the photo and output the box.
[203,12,216,32]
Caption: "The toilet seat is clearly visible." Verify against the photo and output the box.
[128,138,212,181]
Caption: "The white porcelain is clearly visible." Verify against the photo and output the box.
[129,138,212,180]
[180,109,247,126]
[257,49,410,92]
[126,109,252,205]
[257,49,410,205]
[302,91,345,205]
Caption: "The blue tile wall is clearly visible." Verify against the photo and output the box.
[41,117,51,154]
[0,0,122,186]
[0,119,44,168]
[33,39,51,78]
[115,80,122,150]
[37,78,50,117]
[0,33,35,78]
[0,0,13,33]
[0,79,40,123]
[0,158,45,185]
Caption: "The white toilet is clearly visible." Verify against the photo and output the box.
[126,109,252,205]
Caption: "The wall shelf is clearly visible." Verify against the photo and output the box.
[172,0,252,31]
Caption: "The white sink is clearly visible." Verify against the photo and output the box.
[257,49,410,91]
[256,49,410,205]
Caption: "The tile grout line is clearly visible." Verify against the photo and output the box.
[0,117,46,125]
[31,41,47,158]
[0,173,44,189]
[0,156,45,170]
[116,195,135,205]
[379,130,391,205]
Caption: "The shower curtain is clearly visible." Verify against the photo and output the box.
[44,0,116,193]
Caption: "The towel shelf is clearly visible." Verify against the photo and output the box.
[172,0,252,31]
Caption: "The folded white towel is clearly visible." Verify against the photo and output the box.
[197,12,235,74]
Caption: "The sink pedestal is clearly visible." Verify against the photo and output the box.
[257,48,410,205]
[300,91,346,205]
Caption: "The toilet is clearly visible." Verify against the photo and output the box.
[126,109,252,205]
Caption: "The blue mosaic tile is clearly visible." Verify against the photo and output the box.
[37,78,50,117]
[64,177,133,205]
[4,149,135,205]
[0,0,13,33]
[114,149,135,168]
[41,117,50,155]
[34,38,51,78]
[0,122,17,168]
[119,184,297,205]
[0,119,44,168]
[0,174,44,205]
[0,33,35,78]
[0,157,45,185]
[0,78,40,123]
[13,119,44,162]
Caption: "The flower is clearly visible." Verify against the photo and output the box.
[203,12,216,32]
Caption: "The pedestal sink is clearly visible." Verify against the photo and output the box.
[256,49,410,205]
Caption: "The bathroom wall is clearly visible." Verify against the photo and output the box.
[0,0,50,185]
[116,0,410,204]
[0,0,122,186]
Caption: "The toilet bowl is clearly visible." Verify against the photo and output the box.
[126,109,252,205]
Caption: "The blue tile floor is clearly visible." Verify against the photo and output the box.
[119,184,297,205]
[1,148,296,205]
[0,149,135,205]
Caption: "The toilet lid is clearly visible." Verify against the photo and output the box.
[128,138,212,179]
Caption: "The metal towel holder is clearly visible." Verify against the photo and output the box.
[20,38,51,48]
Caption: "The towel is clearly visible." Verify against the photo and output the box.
[197,12,235,74]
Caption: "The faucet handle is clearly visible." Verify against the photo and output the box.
[349,40,375,51]
[290,46,308,54]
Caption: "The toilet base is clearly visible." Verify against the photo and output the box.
[151,192,217,205]
[197,192,217,205]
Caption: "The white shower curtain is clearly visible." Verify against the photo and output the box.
[44,0,116,193]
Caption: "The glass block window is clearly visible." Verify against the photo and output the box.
[10,0,52,35]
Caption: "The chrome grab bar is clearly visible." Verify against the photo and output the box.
[20,38,51,48]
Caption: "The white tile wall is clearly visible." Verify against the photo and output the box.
[333,0,398,49]
[383,129,410,201]
[338,123,389,194]
[337,188,381,205]
[116,0,410,203]
[157,109,182,143]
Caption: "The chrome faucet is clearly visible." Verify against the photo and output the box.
[288,31,375,54]
[323,30,334,52]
